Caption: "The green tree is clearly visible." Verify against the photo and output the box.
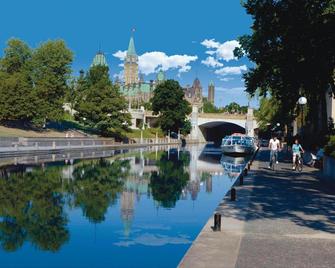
[151,79,191,134]
[235,0,335,138]
[0,38,73,128]
[0,39,39,125]
[255,97,280,131]
[203,98,219,113]
[75,65,131,137]
[31,40,73,125]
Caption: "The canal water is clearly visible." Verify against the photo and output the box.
[0,145,248,268]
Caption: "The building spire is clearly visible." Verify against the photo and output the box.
[127,28,137,56]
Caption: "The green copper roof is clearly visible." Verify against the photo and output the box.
[209,80,214,86]
[157,69,165,82]
[127,36,137,56]
[91,52,108,67]
[120,82,153,96]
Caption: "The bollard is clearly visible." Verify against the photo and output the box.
[230,188,236,201]
[212,213,221,231]
[239,175,244,185]
[244,168,248,176]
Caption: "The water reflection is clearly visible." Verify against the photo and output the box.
[0,146,247,267]
[0,167,68,252]
[150,150,190,208]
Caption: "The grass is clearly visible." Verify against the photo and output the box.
[0,125,71,137]
[125,128,165,139]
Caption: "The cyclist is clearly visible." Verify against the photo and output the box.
[268,134,281,169]
[292,139,304,170]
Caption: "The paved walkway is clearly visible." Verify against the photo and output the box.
[179,149,335,268]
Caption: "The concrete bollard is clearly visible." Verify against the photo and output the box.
[230,188,236,201]
[212,213,221,231]
[240,175,244,185]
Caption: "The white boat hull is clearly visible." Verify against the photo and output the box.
[221,144,255,155]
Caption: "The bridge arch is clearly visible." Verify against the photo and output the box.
[198,121,246,144]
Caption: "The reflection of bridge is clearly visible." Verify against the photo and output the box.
[190,106,258,143]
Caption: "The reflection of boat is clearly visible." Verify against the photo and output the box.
[220,155,246,175]
[221,133,256,155]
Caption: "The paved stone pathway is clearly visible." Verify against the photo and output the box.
[179,149,335,268]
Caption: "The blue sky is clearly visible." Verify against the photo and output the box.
[0,0,258,107]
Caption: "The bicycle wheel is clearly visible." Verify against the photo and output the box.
[298,161,303,172]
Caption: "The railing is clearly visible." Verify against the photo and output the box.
[0,137,181,154]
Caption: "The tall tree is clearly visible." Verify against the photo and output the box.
[0,38,73,128]
[31,40,73,125]
[151,79,191,134]
[75,65,131,137]
[235,0,335,138]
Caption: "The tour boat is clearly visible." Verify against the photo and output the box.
[221,133,256,155]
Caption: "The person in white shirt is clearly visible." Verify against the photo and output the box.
[268,134,281,168]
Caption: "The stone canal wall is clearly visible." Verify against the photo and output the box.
[0,137,181,157]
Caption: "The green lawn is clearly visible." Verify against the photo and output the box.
[125,128,165,139]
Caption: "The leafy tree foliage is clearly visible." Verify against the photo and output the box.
[151,79,191,134]
[0,38,73,127]
[255,97,280,130]
[235,0,335,136]
[75,65,131,137]
[203,98,220,113]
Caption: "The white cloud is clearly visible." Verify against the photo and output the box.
[113,50,127,60]
[220,77,234,82]
[201,56,223,68]
[201,39,220,49]
[113,50,197,75]
[215,65,247,76]
[201,39,240,62]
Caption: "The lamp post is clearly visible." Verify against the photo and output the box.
[298,96,307,135]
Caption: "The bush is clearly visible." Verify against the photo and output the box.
[324,135,335,158]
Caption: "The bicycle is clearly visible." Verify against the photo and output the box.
[294,153,303,172]
[269,151,278,170]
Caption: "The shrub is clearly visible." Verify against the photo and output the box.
[324,135,335,158]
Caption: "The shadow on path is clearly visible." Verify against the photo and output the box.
[221,149,335,234]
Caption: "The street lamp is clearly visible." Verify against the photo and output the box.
[298,96,307,135]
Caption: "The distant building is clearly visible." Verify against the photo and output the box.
[119,34,166,105]
[91,50,108,68]
[124,35,139,85]
[184,78,203,111]
[208,81,215,104]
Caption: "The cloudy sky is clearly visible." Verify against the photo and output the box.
[0,0,258,107]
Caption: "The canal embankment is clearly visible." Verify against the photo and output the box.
[0,137,189,157]
[179,148,335,268]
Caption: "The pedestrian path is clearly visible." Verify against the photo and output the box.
[179,149,335,268]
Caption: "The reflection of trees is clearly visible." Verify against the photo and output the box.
[69,158,130,223]
[150,151,190,208]
[0,168,69,252]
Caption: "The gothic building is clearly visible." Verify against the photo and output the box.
[208,81,215,104]
[119,34,166,105]
[184,78,204,110]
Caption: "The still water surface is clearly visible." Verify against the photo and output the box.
[0,145,247,268]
